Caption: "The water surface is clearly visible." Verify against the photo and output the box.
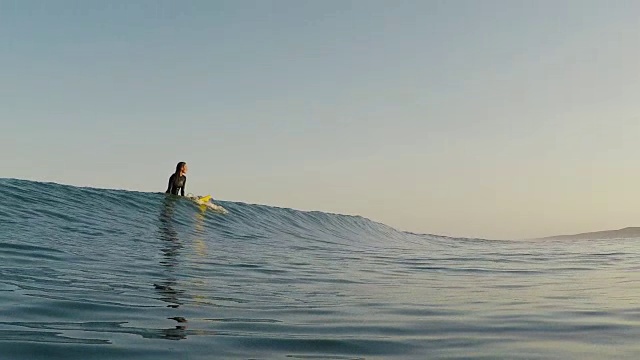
[1,179,639,359]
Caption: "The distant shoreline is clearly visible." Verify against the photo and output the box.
[539,227,640,240]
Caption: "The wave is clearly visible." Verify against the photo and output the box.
[0,178,434,251]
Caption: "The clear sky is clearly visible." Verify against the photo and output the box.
[2,0,639,240]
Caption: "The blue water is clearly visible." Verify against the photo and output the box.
[1,178,639,359]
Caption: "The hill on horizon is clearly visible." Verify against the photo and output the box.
[540,227,640,240]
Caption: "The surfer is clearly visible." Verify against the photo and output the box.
[166,162,188,196]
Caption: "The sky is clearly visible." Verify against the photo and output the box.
[2,0,640,240]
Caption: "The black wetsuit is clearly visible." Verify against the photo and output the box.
[166,173,186,196]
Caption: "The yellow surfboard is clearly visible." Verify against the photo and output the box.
[198,195,212,202]
[187,194,228,214]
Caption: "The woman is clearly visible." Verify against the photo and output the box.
[166,162,188,196]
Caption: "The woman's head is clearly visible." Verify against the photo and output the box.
[175,162,187,176]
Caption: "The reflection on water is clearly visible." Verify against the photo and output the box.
[156,196,189,340]
[193,206,209,259]
[155,197,217,341]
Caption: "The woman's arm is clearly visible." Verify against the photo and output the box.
[166,174,175,193]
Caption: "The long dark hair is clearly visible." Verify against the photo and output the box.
[174,162,186,177]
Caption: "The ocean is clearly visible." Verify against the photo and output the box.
[1,178,639,359]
